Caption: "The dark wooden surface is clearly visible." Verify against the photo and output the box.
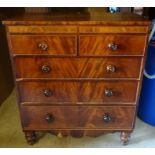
[18,81,138,104]
[4,12,150,144]
[21,105,135,130]
[3,13,150,25]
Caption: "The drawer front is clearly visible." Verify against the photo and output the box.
[18,81,138,104]
[79,35,147,56]
[9,35,77,55]
[15,57,142,79]
[21,106,135,129]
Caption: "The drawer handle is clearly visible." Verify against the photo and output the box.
[41,65,51,73]
[104,89,113,97]
[106,65,116,73]
[108,43,118,51]
[38,42,48,51]
[103,113,112,123]
[43,89,52,97]
[45,114,54,123]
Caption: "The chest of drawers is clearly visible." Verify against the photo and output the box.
[3,13,150,145]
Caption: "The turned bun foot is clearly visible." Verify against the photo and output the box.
[120,132,131,145]
[24,131,37,145]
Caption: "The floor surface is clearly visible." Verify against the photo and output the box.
[0,90,155,148]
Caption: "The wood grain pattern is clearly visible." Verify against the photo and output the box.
[18,81,138,104]
[3,12,150,144]
[14,57,142,79]
[9,35,77,55]
[79,26,149,34]
[7,26,78,34]
[21,105,135,130]
[79,35,147,56]
[7,25,149,34]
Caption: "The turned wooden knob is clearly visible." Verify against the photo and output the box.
[43,89,52,97]
[108,43,118,50]
[38,42,48,51]
[103,113,112,123]
[41,65,51,73]
[106,65,116,73]
[45,114,54,123]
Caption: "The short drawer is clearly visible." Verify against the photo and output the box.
[9,35,77,55]
[18,81,138,104]
[79,35,147,56]
[21,106,135,129]
[15,57,142,79]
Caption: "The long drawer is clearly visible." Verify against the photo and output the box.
[21,105,136,130]
[18,81,138,104]
[79,35,147,56]
[9,35,77,55]
[14,57,142,79]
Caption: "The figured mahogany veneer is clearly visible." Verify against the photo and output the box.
[10,35,77,55]
[14,57,142,79]
[79,35,147,56]
[21,106,135,130]
[3,12,150,145]
[18,81,138,103]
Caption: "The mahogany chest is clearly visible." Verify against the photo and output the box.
[3,13,150,145]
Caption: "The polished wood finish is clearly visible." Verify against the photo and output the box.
[14,57,142,79]
[7,26,78,34]
[18,81,138,104]
[79,35,147,56]
[10,35,77,55]
[7,25,149,34]
[4,12,150,145]
[21,105,135,129]
[79,26,149,34]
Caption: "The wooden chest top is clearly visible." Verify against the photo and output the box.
[3,13,150,26]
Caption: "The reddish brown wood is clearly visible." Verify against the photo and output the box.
[39,130,131,138]
[79,26,149,34]
[18,81,138,103]
[14,57,142,79]
[79,35,147,56]
[10,35,77,55]
[21,105,135,130]
[7,26,78,34]
[3,12,150,145]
